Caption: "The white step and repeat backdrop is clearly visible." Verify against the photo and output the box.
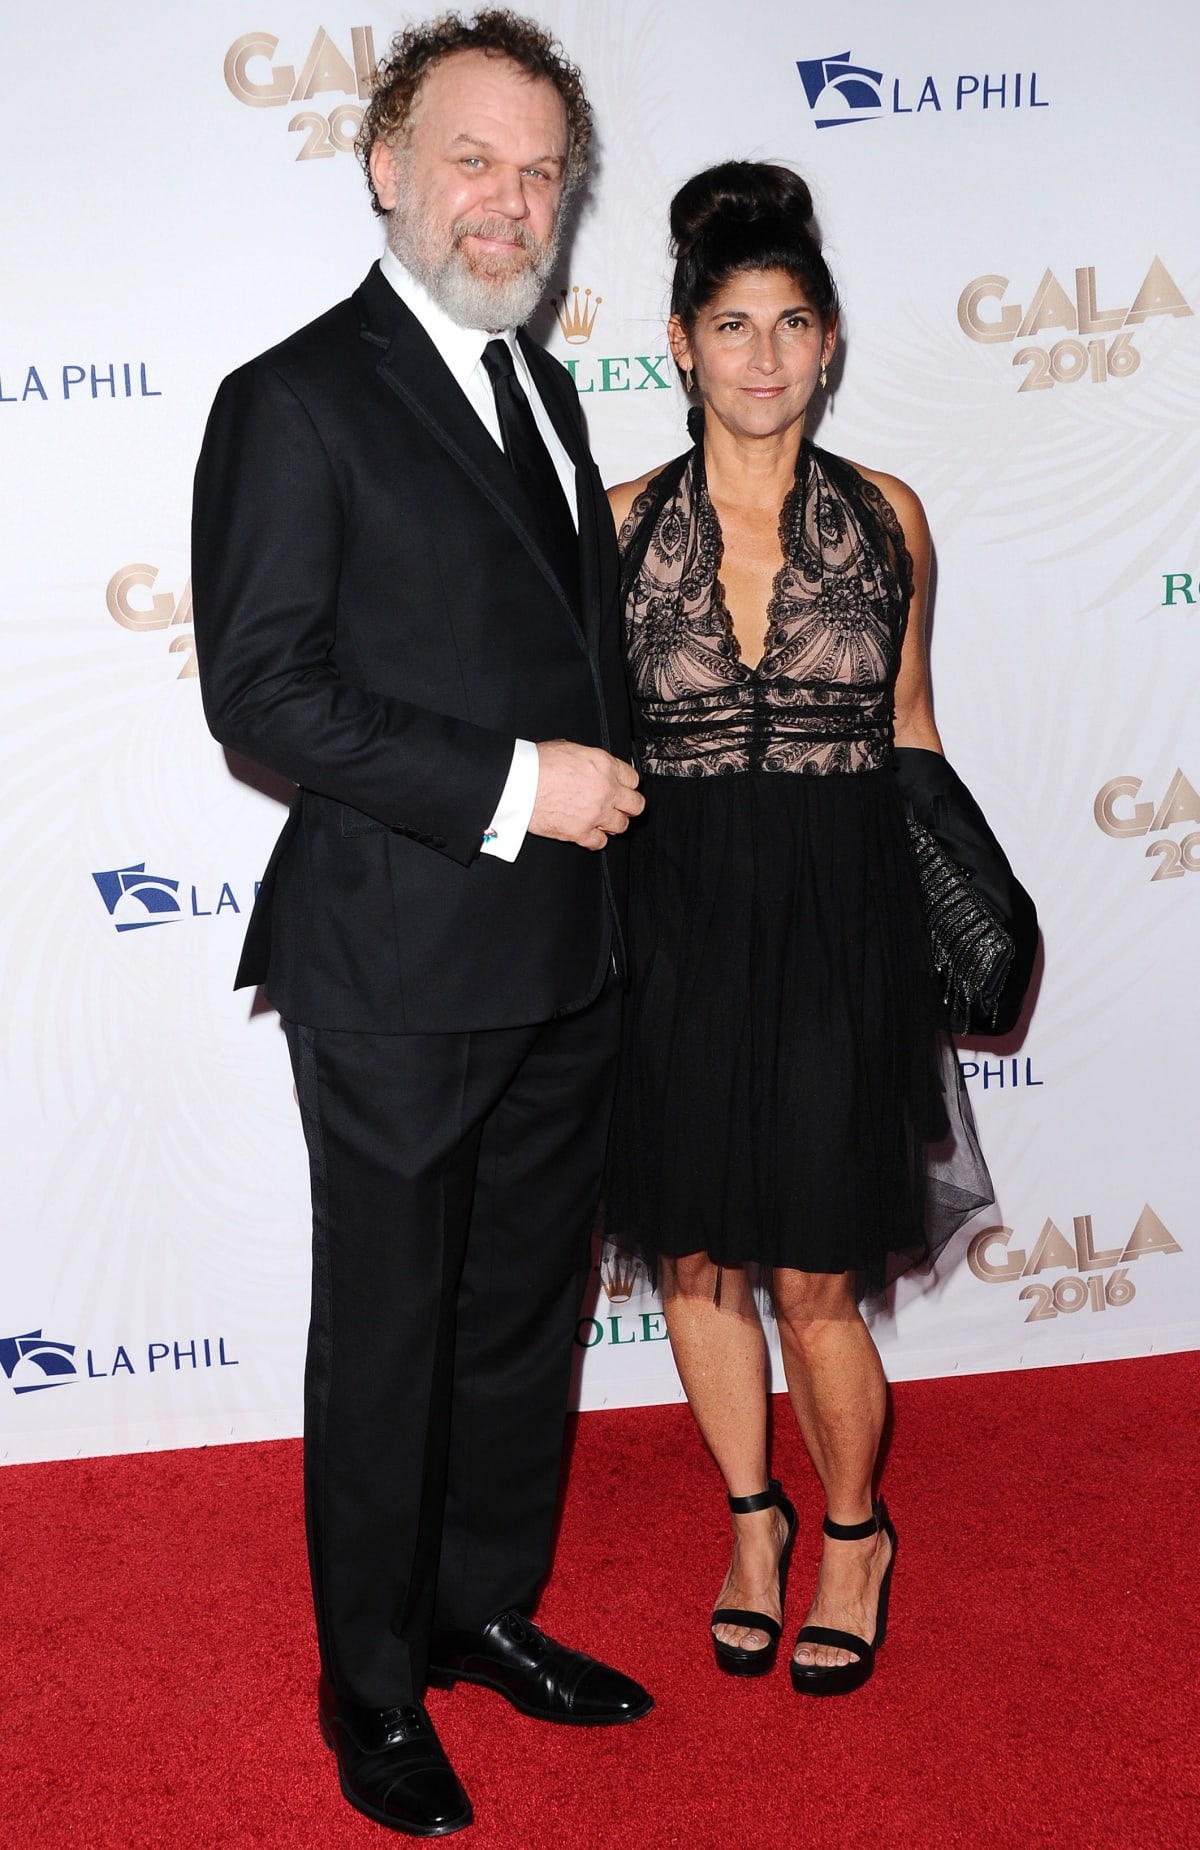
[2,2,1197,1461]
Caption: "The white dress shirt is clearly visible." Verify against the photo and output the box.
[379,248,579,862]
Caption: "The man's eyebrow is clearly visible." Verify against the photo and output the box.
[449,132,565,167]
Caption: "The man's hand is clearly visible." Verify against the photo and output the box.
[529,741,645,851]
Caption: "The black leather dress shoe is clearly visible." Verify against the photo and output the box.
[427,1610,653,1726]
[318,1675,472,1836]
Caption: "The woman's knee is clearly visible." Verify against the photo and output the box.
[660,1250,720,1300]
[772,1267,859,1331]
[661,1253,766,1315]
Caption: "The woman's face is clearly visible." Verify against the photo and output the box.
[669,267,837,441]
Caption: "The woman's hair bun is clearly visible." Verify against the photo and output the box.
[667,158,837,329]
[670,162,815,257]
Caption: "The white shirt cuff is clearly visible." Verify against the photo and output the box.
[479,738,539,862]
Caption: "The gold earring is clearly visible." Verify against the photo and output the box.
[820,363,828,388]
[685,367,694,394]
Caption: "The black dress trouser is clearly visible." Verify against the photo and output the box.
[285,980,619,1710]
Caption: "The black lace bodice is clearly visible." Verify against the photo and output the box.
[617,439,913,776]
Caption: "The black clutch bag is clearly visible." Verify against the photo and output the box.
[894,748,1038,1036]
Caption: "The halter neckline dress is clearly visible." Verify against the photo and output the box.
[606,432,990,1290]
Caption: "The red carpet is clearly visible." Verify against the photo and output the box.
[3,1352,1197,1848]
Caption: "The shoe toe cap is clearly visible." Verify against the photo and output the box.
[391,1766,472,1830]
[356,1760,472,1833]
[572,1662,654,1722]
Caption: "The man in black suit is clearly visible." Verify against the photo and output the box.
[192,11,649,1836]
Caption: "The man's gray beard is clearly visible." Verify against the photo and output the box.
[387,172,561,331]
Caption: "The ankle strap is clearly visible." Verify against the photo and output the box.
[728,1478,782,1515]
[823,1509,880,1541]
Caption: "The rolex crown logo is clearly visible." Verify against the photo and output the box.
[600,1241,642,1303]
[552,285,602,344]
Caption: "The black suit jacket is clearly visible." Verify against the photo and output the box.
[192,263,630,1033]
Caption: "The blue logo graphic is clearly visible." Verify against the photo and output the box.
[92,862,182,931]
[796,51,884,127]
[0,1330,78,1393]
[0,360,163,405]
[797,53,1049,125]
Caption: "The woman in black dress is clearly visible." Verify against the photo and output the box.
[606,162,988,1694]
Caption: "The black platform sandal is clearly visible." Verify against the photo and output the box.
[711,1479,798,1678]
[790,1500,896,1697]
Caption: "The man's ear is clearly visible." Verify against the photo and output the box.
[369,138,401,213]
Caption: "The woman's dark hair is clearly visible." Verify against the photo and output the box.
[669,161,839,329]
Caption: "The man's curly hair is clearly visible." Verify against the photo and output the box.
[356,9,592,214]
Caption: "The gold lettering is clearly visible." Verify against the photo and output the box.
[106,565,174,631]
[967,1225,1026,1282]
[351,26,377,100]
[1149,768,1200,833]
[290,27,357,103]
[957,276,1021,343]
[1094,776,1153,838]
[1016,269,1076,339]
[1022,1218,1076,1277]
[224,33,295,107]
[1074,267,1126,336]
[1073,1215,1122,1275]
[170,581,193,629]
[1121,1206,1183,1263]
[1124,257,1193,326]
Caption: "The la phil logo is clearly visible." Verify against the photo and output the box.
[107,564,195,678]
[0,359,162,407]
[1094,769,1200,883]
[92,864,182,932]
[959,1055,1043,1091]
[796,50,1048,129]
[957,258,1192,394]
[0,1332,77,1393]
[92,863,260,931]
[0,1329,238,1393]
[968,1206,1181,1325]
[224,24,377,160]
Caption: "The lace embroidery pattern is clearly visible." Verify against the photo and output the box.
[618,441,913,777]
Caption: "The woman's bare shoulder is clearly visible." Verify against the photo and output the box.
[838,456,929,547]
[606,463,672,535]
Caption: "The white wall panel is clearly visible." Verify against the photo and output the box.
[2,1,1196,1457]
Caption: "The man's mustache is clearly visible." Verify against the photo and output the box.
[453,215,544,258]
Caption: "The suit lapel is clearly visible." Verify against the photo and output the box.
[355,267,586,641]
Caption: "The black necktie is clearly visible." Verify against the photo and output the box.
[482,339,578,594]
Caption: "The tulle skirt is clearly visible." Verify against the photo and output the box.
[605,769,992,1293]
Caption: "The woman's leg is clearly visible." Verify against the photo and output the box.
[771,1268,893,1671]
[660,1254,789,1651]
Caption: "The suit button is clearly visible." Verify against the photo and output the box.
[433,836,446,849]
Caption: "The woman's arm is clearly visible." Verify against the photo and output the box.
[854,465,943,755]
